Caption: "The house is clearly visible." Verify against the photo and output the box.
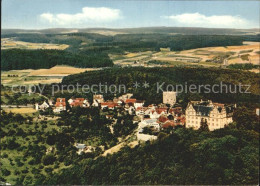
[68,98,90,108]
[118,93,133,101]
[158,115,169,123]
[106,115,113,119]
[162,120,175,129]
[134,100,145,109]
[137,119,159,141]
[92,94,104,107]
[185,100,234,131]
[125,99,137,104]
[53,98,66,113]
[74,143,94,155]
[113,98,124,105]
[138,119,160,131]
[149,108,168,119]
[136,107,149,116]
[101,102,119,110]
[92,99,100,107]
[35,101,50,111]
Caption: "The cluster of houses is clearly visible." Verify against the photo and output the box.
[36,92,235,142]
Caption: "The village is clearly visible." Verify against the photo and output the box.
[35,91,235,153]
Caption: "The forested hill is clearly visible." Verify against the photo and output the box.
[1,49,113,70]
[61,67,260,105]
[41,126,259,185]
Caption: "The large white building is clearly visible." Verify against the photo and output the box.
[185,100,234,131]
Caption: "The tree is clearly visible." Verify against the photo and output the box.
[199,118,209,131]
[42,154,56,165]
[1,168,11,176]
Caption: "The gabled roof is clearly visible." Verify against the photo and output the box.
[55,102,66,107]
[152,108,167,114]
[75,143,86,149]
[55,98,66,107]
[56,98,65,102]
[158,115,168,123]
[162,121,175,128]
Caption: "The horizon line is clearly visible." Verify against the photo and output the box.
[1,26,259,30]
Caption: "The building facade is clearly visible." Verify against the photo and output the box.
[185,100,234,131]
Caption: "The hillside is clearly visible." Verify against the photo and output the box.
[61,67,260,105]
[1,49,113,71]
[41,126,259,185]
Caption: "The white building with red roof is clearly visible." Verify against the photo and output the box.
[53,98,66,113]
[68,98,90,108]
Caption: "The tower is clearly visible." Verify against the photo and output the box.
[163,91,177,105]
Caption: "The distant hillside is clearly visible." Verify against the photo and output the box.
[2,27,260,35]
[1,49,113,70]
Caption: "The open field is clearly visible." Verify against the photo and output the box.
[1,38,69,50]
[28,65,98,76]
[153,41,260,65]
[111,41,259,69]
[1,65,100,86]
[2,107,37,114]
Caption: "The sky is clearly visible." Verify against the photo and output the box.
[2,0,260,29]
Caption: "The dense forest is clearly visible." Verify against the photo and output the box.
[1,49,113,70]
[59,67,260,106]
[42,125,259,185]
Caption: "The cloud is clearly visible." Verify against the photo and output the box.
[161,13,256,28]
[40,7,122,26]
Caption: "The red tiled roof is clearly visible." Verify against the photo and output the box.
[101,102,118,108]
[158,115,168,123]
[136,107,148,111]
[57,98,65,102]
[69,98,86,107]
[162,121,175,128]
[71,102,83,107]
[55,102,66,107]
[155,108,167,114]
[56,98,66,107]
[76,98,85,101]
[169,107,182,114]
[125,99,137,104]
